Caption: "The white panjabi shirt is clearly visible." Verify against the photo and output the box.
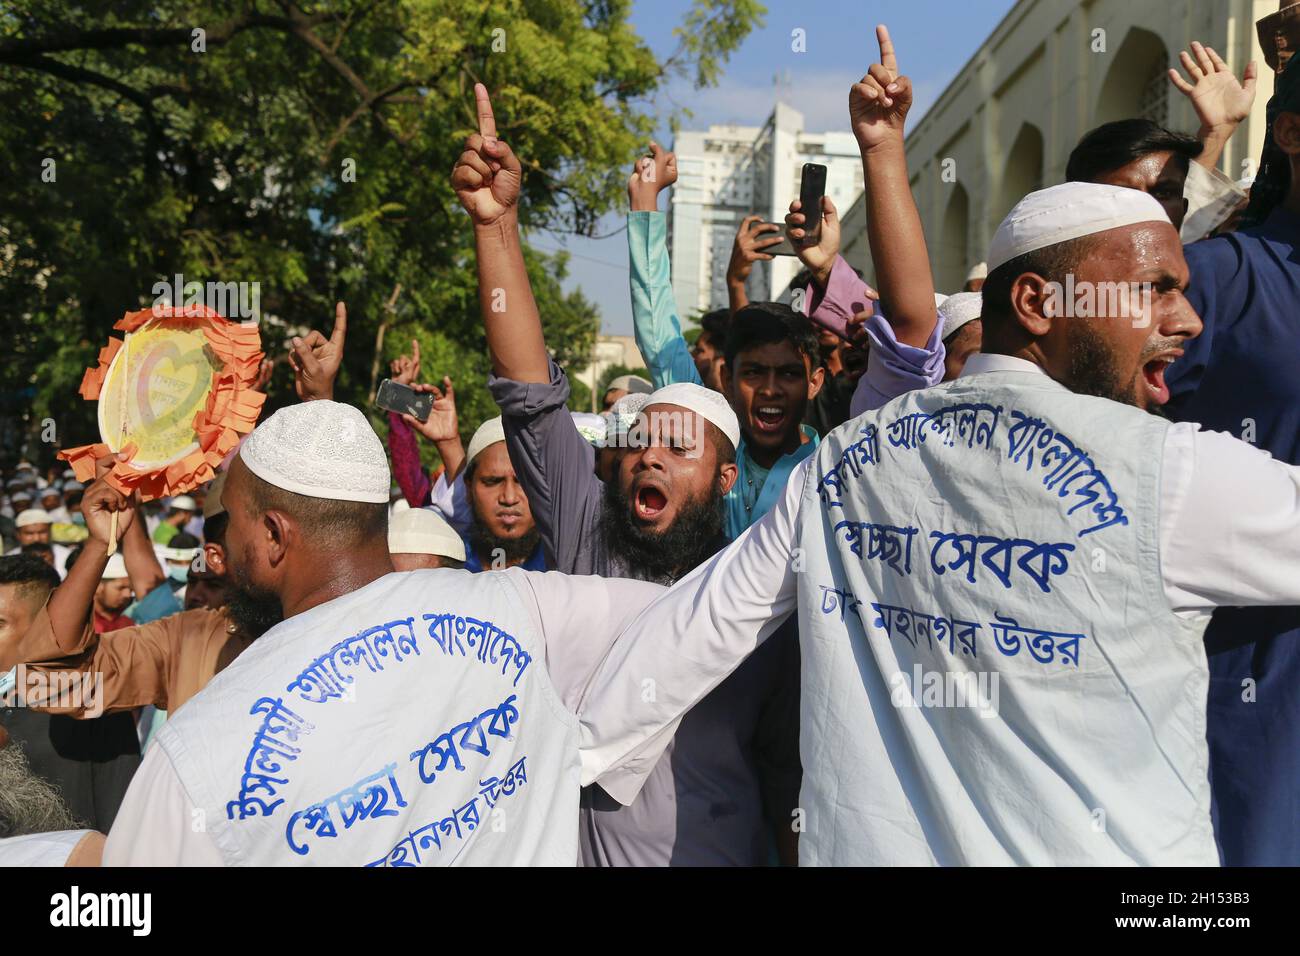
[578,352,1300,864]
[104,567,664,866]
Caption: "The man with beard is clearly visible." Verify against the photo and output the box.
[1,462,258,721]
[577,27,1300,866]
[460,418,545,572]
[0,555,139,832]
[0,724,104,866]
[100,399,670,865]
[458,85,801,865]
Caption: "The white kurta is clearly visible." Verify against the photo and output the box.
[579,354,1300,864]
[104,567,663,866]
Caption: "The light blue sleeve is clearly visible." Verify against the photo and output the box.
[849,311,946,416]
[627,211,703,388]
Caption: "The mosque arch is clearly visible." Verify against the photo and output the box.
[996,122,1045,225]
[937,182,971,294]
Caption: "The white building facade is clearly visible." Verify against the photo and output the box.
[668,103,864,318]
[835,0,1277,293]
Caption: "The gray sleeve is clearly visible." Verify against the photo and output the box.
[489,361,604,575]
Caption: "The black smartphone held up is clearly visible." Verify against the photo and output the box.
[798,162,828,238]
[376,379,433,422]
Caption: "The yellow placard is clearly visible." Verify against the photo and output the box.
[97,324,218,470]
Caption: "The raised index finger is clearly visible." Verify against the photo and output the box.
[331,301,348,345]
[876,24,897,76]
[474,83,497,139]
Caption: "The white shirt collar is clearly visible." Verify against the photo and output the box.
[959,352,1048,379]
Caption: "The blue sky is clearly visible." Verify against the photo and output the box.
[529,0,1019,337]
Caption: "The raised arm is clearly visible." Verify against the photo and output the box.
[849,25,937,349]
[288,302,347,402]
[453,84,548,384]
[725,215,783,313]
[1168,41,1257,172]
[626,144,704,387]
[120,494,164,599]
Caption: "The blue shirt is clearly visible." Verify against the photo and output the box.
[1166,207,1300,865]
[462,540,546,573]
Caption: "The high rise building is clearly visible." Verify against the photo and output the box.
[667,103,864,321]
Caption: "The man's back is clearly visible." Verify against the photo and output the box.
[798,365,1216,865]
[106,569,595,866]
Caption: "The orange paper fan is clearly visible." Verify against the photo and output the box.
[59,303,267,501]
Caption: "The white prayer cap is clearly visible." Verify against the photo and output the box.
[643,382,741,451]
[62,480,84,492]
[603,392,651,448]
[606,374,653,395]
[987,182,1171,273]
[169,495,197,512]
[389,508,466,562]
[965,261,988,282]
[159,544,199,563]
[102,553,128,581]
[15,509,53,528]
[465,417,506,468]
[40,485,62,497]
[240,401,390,504]
[939,292,983,340]
[571,412,607,448]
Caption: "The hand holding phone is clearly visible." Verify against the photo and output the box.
[376,378,433,422]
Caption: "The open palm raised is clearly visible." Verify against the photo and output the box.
[452,84,522,226]
[849,25,914,152]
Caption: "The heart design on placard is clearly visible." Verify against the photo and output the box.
[133,338,212,435]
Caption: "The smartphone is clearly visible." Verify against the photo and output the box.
[376,379,433,422]
[798,163,828,237]
[751,219,797,258]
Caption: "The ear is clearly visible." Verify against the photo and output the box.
[1009,272,1055,337]
[262,510,294,569]
[717,460,739,494]
[807,363,826,400]
[204,542,226,576]
[719,360,733,395]
[1274,111,1300,156]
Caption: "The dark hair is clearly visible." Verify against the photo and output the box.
[0,554,60,603]
[697,308,732,349]
[62,543,83,573]
[1065,119,1202,184]
[245,470,387,548]
[724,301,821,370]
[979,235,1099,331]
[169,532,201,550]
[204,512,229,548]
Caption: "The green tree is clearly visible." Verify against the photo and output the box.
[0,0,765,467]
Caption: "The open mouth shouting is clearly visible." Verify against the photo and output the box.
[632,479,670,524]
[1140,349,1182,405]
[752,404,789,435]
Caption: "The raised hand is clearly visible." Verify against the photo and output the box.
[849,25,913,152]
[289,301,347,402]
[390,339,421,386]
[82,453,138,546]
[627,143,678,212]
[785,196,841,287]
[403,376,459,444]
[453,84,522,226]
[728,215,784,285]
[1169,42,1257,133]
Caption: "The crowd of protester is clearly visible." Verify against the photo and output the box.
[0,17,1298,867]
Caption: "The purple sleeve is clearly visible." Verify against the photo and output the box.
[802,255,877,339]
[428,471,472,537]
[386,411,432,508]
[849,312,946,417]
